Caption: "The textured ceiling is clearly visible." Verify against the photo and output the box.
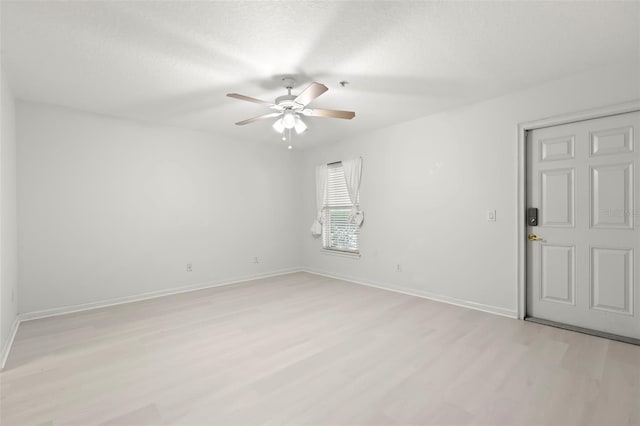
[1,1,638,148]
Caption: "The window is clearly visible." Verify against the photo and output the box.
[323,162,359,253]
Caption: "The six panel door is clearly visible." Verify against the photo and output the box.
[526,111,640,340]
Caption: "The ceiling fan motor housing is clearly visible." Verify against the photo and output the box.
[275,94,303,110]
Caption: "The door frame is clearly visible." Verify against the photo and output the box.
[516,100,640,320]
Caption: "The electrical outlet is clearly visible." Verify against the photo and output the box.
[487,209,496,222]
[186,263,192,272]
[396,264,402,272]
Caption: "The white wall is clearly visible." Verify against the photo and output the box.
[301,63,640,317]
[1,66,19,360]
[13,62,640,319]
[17,102,302,315]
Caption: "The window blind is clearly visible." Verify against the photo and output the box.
[323,163,359,252]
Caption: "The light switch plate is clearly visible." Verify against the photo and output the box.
[487,209,496,222]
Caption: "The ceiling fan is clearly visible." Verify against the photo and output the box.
[226,77,355,137]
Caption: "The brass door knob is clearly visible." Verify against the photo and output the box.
[528,233,543,241]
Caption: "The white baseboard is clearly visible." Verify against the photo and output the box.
[303,268,518,319]
[1,317,20,370]
[18,267,303,322]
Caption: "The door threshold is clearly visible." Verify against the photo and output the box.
[525,317,640,346]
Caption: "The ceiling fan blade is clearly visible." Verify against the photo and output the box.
[227,93,276,108]
[294,82,328,106]
[235,112,282,126]
[304,108,355,120]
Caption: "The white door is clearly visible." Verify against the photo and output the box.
[527,111,640,340]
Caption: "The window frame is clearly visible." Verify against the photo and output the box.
[322,162,360,255]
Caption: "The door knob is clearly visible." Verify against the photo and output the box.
[528,233,543,241]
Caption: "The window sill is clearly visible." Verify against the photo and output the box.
[321,249,361,259]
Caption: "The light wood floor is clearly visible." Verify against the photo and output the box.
[1,272,639,426]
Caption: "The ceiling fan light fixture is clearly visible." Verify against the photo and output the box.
[294,116,307,134]
[282,111,296,129]
[272,118,285,133]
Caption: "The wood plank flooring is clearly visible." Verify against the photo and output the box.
[1,272,638,425]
